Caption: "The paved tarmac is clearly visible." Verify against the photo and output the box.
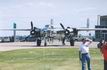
[0,41,99,51]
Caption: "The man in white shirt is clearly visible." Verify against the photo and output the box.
[79,38,92,70]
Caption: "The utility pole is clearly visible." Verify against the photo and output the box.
[87,18,90,28]
[97,15,100,25]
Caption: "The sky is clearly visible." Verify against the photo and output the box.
[0,0,107,36]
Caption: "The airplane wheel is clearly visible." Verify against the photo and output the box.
[37,39,41,46]
[70,39,74,46]
[44,42,47,46]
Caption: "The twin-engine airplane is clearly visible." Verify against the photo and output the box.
[1,20,107,46]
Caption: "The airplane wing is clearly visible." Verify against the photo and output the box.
[77,28,107,31]
[0,29,31,31]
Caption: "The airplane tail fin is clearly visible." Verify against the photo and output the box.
[87,18,90,28]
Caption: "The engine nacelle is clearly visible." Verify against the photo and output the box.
[73,28,78,36]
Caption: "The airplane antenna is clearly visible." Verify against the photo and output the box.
[51,19,53,25]
[31,21,33,29]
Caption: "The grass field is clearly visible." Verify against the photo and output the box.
[0,48,103,70]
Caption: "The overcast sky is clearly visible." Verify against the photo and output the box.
[0,0,107,36]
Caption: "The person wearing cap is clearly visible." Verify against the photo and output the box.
[79,38,92,70]
[98,40,107,70]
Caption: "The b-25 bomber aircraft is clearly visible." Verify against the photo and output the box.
[1,20,107,46]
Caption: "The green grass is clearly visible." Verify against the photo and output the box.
[0,48,103,70]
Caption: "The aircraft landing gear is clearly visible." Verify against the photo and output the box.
[44,42,47,46]
[70,38,74,46]
[62,37,65,45]
[44,38,47,46]
[37,39,41,46]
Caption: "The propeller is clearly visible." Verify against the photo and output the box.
[60,23,70,34]
[31,21,33,30]
[60,23,65,30]
[26,21,41,41]
[30,21,36,35]
[60,23,78,36]
[30,21,41,37]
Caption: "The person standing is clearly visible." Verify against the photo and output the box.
[79,38,92,70]
[98,41,107,70]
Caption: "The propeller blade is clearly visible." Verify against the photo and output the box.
[31,21,33,29]
[60,23,65,30]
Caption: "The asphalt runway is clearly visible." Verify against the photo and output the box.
[0,41,99,51]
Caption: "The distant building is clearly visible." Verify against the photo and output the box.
[95,15,107,41]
